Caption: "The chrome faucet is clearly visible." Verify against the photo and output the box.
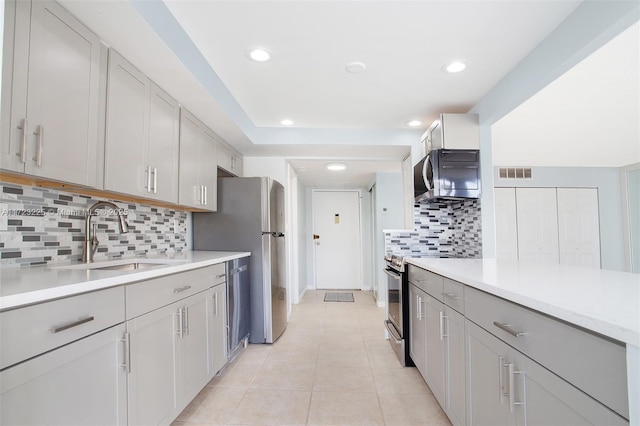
[83,201,129,263]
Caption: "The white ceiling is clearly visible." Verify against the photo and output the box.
[57,0,638,186]
[492,21,640,168]
[164,0,581,130]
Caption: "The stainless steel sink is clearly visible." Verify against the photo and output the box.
[92,262,166,271]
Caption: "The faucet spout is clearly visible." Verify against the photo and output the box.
[83,201,129,263]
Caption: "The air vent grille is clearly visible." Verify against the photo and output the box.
[498,167,532,179]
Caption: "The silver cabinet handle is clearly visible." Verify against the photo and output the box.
[34,125,43,166]
[176,307,184,338]
[508,363,525,413]
[146,166,152,192]
[204,185,208,205]
[17,118,27,163]
[214,292,218,316]
[439,311,445,341]
[215,273,226,279]
[51,316,94,333]
[153,167,158,194]
[199,185,204,205]
[121,332,131,374]
[419,296,424,320]
[184,306,189,336]
[499,355,506,403]
[416,294,420,320]
[493,321,524,338]
[442,292,459,300]
[173,285,192,293]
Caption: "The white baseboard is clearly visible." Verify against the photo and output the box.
[298,287,308,302]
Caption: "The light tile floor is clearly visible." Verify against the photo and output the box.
[172,290,451,426]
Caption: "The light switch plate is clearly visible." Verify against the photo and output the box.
[0,204,8,231]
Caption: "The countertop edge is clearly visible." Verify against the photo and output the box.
[405,258,640,347]
[0,251,251,312]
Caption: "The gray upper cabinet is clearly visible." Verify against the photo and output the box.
[179,108,217,211]
[217,139,243,177]
[104,50,179,203]
[1,0,106,186]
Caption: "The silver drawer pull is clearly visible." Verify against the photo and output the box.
[442,292,459,300]
[51,316,94,333]
[173,285,192,293]
[493,321,523,338]
[215,274,226,278]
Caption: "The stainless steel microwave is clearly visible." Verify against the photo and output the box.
[413,149,481,203]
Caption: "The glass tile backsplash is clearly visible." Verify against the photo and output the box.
[0,182,187,267]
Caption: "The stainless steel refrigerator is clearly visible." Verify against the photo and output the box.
[193,177,287,344]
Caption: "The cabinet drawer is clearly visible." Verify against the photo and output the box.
[0,286,125,370]
[442,278,464,313]
[126,265,222,319]
[465,286,628,419]
[408,266,444,301]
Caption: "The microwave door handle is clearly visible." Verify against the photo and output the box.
[422,153,433,191]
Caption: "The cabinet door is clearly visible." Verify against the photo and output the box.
[495,188,519,260]
[557,188,601,268]
[516,188,559,263]
[466,320,514,426]
[409,284,426,377]
[148,82,180,203]
[445,307,466,426]
[176,291,211,411]
[0,323,127,425]
[178,109,203,209]
[199,128,218,211]
[127,303,177,426]
[232,153,243,176]
[424,293,446,407]
[5,0,104,185]
[515,353,620,426]
[217,141,233,173]
[210,283,227,377]
[105,49,149,196]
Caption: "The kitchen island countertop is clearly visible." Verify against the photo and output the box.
[0,251,250,312]
[406,257,640,347]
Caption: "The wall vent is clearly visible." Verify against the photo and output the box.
[498,167,532,179]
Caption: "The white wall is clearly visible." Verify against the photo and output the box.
[360,189,373,291]
[243,156,288,185]
[296,175,308,299]
[373,172,405,306]
[493,166,626,272]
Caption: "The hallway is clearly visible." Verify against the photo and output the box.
[172,290,450,425]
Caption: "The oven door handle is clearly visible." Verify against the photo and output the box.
[384,269,402,280]
[384,320,403,343]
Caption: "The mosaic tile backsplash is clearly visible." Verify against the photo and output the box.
[0,182,188,267]
[384,199,482,259]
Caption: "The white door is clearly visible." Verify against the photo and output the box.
[494,188,519,260]
[516,188,559,263]
[312,190,362,289]
[557,188,601,268]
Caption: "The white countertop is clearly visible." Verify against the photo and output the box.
[0,251,250,312]
[406,258,640,347]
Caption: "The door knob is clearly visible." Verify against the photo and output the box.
[313,234,320,240]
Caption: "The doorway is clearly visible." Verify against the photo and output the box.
[312,190,363,290]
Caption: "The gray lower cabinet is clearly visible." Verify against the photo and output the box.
[209,282,228,377]
[466,319,516,426]
[424,293,446,407]
[409,283,426,377]
[126,302,177,426]
[0,323,127,425]
[466,319,626,426]
[444,306,466,426]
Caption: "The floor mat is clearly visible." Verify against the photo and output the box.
[323,292,354,302]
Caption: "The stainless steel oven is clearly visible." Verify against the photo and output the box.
[384,255,414,367]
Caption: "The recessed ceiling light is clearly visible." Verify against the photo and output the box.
[326,163,347,171]
[406,120,422,127]
[281,119,294,126]
[249,48,270,62]
[345,62,367,74]
[443,61,467,73]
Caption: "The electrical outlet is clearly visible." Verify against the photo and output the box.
[0,204,7,231]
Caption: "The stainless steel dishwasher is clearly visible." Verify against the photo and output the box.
[226,257,250,360]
